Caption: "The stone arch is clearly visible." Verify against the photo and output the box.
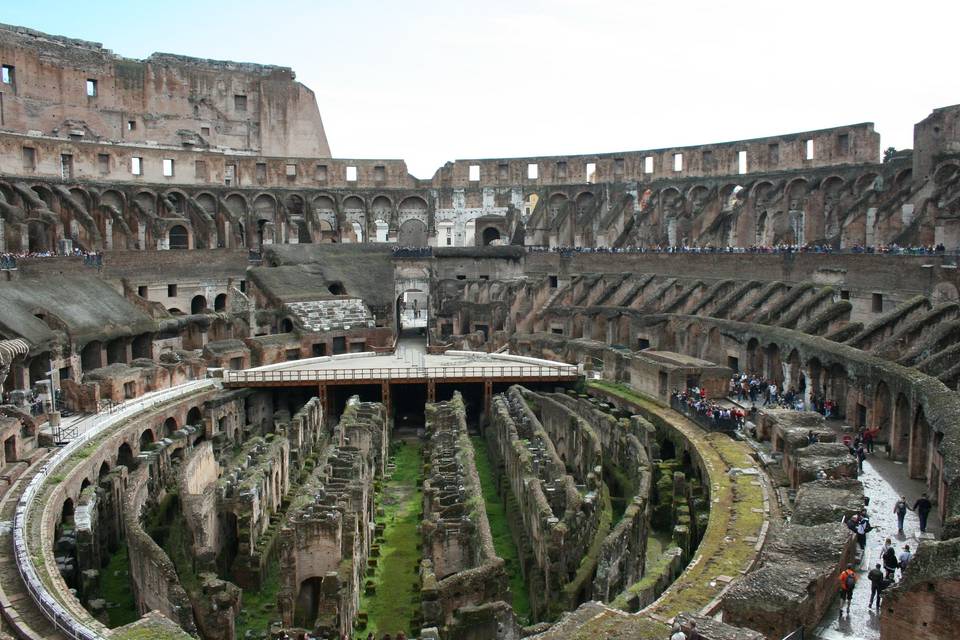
[214,293,228,311]
[872,381,892,443]
[933,162,959,186]
[169,224,189,250]
[746,337,761,372]
[756,210,770,246]
[398,196,428,225]
[285,193,305,216]
[892,393,910,461]
[191,295,207,314]
[98,460,111,480]
[765,343,783,386]
[909,405,931,479]
[786,348,803,394]
[824,362,848,418]
[855,172,880,195]
[186,406,203,427]
[163,416,178,438]
[118,442,135,469]
[139,428,156,450]
[481,226,501,246]
[398,218,428,246]
[81,341,104,371]
[575,191,596,215]
[548,193,569,219]
[370,195,393,223]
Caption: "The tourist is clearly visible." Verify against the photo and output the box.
[898,544,912,577]
[882,538,899,580]
[838,564,857,615]
[855,513,872,550]
[863,427,875,453]
[912,492,933,533]
[817,468,828,480]
[685,620,701,640]
[396,633,406,640]
[894,496,909,535]
[670,624,687,640]
[868,563,884,608]
[854,444,867,473]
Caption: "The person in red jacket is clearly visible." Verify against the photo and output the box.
[838,564,857,616]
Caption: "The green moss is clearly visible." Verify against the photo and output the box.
[586,381,766,619]
[235,559,281,639]
[99,544,139,628]
[470,436,531,622]
[357,439,423,638]
[561,482,613,609]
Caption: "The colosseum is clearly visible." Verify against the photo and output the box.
[0,20,958,640]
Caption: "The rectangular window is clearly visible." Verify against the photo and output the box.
[637,337,650,350]
[468,164,480,181]
[137,285,148,298]
[527,163,538,180]
[162,158,174,177]
[346,165,357,181]
[644,156,654,174]
[374,165,386,182]
[498,163,509,180]
[131,157,142,175]
[167,284,178,297]
[738,150,747,175]
[549,275,558,288]
[85,79,97,97]
[195,160,208,180]
[234,94,247,111]
[702,150,713,169]
[673,153,683,172]
[315,164,327,182]
[239,279,246,293]
[872,293,883,313]
[98,153,110,175]
[285,163,297,177]
[200,126,210,137]
[60,154,73,180]
[768,143,780,165]
[224,163,236,186]
[556,161,567,179]
[838,133,850,155]
[255,162,267,182]
[805,139,814,160]
[1,65,12,85]
[22,146,36,171]
[585,162,597,183]
[127,120,136,131]
[840,289,850,300]
[286,349,299,361]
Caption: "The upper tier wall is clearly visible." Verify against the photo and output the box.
[0,23,330,157]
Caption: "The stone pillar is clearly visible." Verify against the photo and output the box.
[0,218,5,252]
[104,219,113,250]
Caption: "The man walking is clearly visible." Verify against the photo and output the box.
[867,563,884,608]
[912,493,932,533]
[898,544,912,578]
[838,564,857,616]
[893,496,909,536]
[882,539,899,580]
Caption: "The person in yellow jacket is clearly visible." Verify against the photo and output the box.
[838,564,857,615]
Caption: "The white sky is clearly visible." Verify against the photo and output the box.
[8,0,959,178]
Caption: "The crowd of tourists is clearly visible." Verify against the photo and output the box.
[671,387,745,430]
[528,242,952,257]
[1,249,102,270]
[392,246,432,258]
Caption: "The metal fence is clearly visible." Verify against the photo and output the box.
[782,628,804,640]
[12,379,216,640]
[223,364,579,384]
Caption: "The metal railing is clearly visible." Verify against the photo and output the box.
[670,395,740,432]
[223,364,579,384]
[12,379,216,640]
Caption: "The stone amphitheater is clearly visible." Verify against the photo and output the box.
[0,20,958,640]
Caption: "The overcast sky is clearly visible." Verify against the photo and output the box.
[7,0,958,178]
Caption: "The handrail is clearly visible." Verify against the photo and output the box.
[222,364,579,384]
[12,379,217,640]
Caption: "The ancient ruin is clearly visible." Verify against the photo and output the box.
[0,19,958,640]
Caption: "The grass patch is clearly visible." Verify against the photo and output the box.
[470,436,532,623]
[357,439,423,638]
[98,544,139,628]
[235,560,281,639]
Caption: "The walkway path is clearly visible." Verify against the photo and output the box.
[814,454,940,640]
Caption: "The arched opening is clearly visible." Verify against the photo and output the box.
[279,318,294,333]
[396,289,427,332]
[872,381,892,444]
[163,417,178,438]
[909,406,931,479]
[398,219,428,246]
[80,478,92,492]
[98,461,111,481]
[132,333,153,359]
[28,356,49,387]
[786,349,804,396]
[191,295,207,314]
[824,363,848,419]
[746,338,760,373]
[295,576,323,629]
[892,394,910,461]
[297,221,311,243]
[765,343,782,386]
[186,407,202,427]
[118,442,135,468]
[139,429,156,451]
[214,293,228,312]
[481,226,502,246]
[169,225,189,250]
[59,497,75,535]
[81,341,104,372]
[756,212,769,246]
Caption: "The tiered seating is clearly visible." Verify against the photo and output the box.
[285,298,375,332]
